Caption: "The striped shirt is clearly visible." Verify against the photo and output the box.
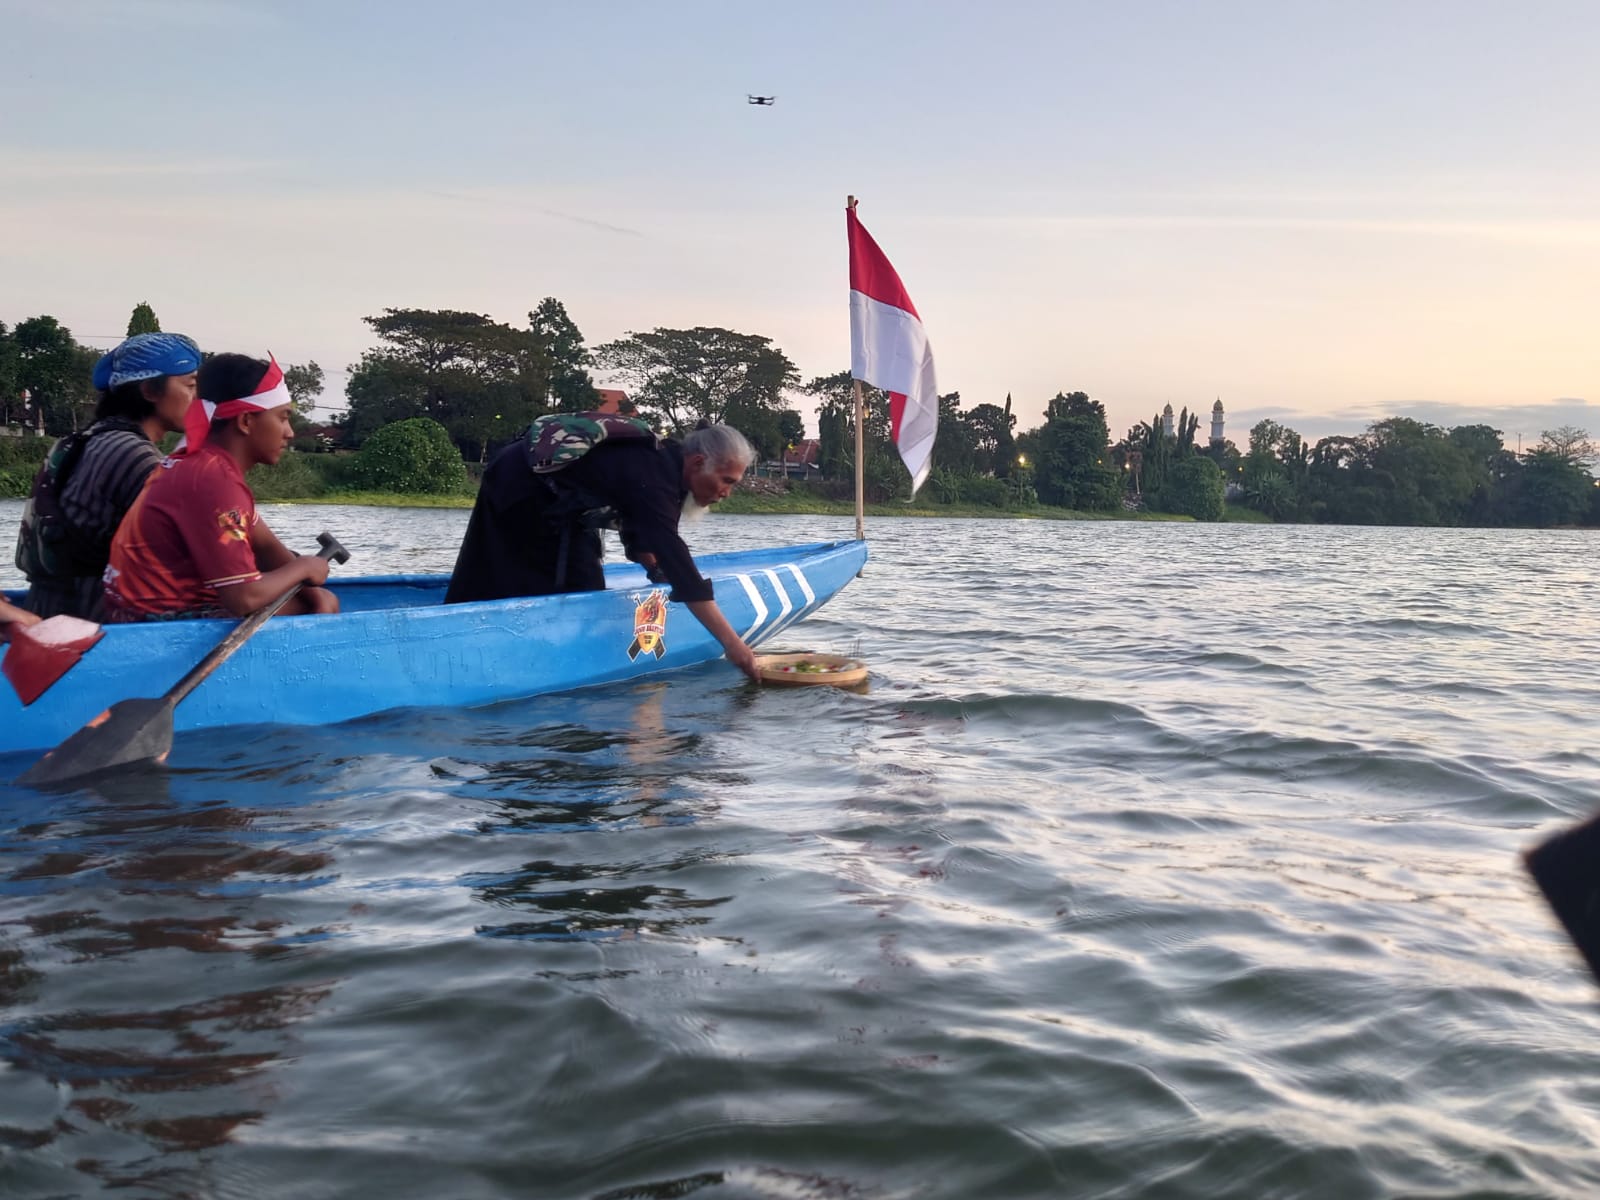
[22,422,161,622]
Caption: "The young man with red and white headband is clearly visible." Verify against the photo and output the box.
[103,354,340,622]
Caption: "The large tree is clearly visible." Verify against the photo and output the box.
[1363,417,1478,526]
[283,361,325,417]
[964,400,1015,477]
[933,391,975,475]
[1242,418,1301,518]
[1538,425,1596,467]
[810,373,852,480]
[594,326,800,437]
[125,302,161,336]
[1028,391,1119,511]
[1447,424,1510,524]
[13,315,96,434]
[721,344,805,459]
[528,297,598,410]
[803,370,905,496]
[1514,448,1591,526]
[341,309,551,461]
[0,322,17,425]
[281,359,326,449]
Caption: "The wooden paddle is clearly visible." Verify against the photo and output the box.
[3,615,105,705]
[17,532,350,788]
[1525,813,1600,990]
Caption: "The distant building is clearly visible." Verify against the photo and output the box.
[765,438,820,479]
[306,423,347,450]
[1162,403,1175,439]
[593,388,633,414]
[1210,398,1225,445]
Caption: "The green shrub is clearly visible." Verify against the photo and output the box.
[0,435,50,476]
[349,417,467,494]
[790,478,856,504]
[247,449,338,500]
[958,475,1010,508]
[924,468,964,505]
[1160,456,1225,521]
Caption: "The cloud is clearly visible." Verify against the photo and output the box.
[1224,397,1600,443]
[422,189,645,238]
[982,212,1600,249]
[0,152,283,182]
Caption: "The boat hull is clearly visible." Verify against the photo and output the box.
[0,540,867,758]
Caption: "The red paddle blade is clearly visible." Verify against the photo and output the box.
[2,616,105,706]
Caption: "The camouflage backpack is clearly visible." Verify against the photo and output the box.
[522,411,661,587]
[525,412,657,474]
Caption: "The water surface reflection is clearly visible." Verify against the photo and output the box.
[0,769,340,1194]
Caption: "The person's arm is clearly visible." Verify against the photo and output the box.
[0,599,41,630]
[250,518,340,614]
[686,598,761,683]
[212,555,331,617]
[604,447,752,676]
[633,550,666,582]
[249,517,297,570]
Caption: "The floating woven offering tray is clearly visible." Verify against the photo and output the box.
[756,652,868,688]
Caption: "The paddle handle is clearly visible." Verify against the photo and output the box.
[164,531,349,707]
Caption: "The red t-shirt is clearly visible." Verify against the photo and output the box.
[103,445,261,620]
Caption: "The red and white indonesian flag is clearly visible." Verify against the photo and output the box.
[848,202,938,496]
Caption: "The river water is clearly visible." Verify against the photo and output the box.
[0,503,1597,1199]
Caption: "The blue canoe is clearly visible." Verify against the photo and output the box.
[0,539,868,759]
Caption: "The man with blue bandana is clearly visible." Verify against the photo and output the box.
[15,332,201,620]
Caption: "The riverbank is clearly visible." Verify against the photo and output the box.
[275,488,1270,522]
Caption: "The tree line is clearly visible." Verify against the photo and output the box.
[0,305,325,440]
[1236,416,1600,528]
[5,301,1597,526]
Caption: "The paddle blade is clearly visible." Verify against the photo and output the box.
[3,616,104,706]
[1525,813,1600,988]
[17,696,175,788]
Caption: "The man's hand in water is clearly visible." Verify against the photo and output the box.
[685,598,763,684]
[726,638,762,683]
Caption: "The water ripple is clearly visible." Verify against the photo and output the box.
[1,511,1598,1197]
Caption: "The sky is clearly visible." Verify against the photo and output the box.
[3,0,1599,449]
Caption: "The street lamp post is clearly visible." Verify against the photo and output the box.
[1014,454,1030,506]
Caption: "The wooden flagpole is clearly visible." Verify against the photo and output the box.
[848,195,865,541]
[853,379,866,541]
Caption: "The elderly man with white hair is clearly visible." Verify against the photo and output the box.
[445,417,762,682]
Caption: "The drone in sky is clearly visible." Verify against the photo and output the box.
[747,94,776,106]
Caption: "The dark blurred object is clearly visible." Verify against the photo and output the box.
[1525,813,1600,988]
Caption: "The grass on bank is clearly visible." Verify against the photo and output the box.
[0,437,1244,521]
[257,455,1219,520]
[715,489,1195,521]
[285,490,476,508]
[267,486,1199,520]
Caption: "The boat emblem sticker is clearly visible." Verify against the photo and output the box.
[628,589,668,661]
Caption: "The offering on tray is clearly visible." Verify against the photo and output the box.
[755,652,868,688]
